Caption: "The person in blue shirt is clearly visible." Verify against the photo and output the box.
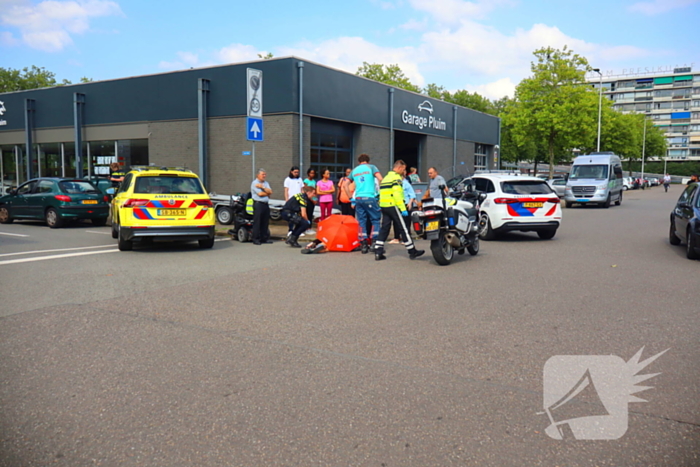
[345,153,383,254]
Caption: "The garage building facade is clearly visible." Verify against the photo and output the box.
[0,57,500,195]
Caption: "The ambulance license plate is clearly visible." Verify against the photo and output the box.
[158,209,186,216]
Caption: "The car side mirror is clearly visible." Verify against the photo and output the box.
[9,189,17,196]
[478,192,487,202]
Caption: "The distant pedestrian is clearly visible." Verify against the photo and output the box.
[281,186,315,248]
[688,174,699,185]
[374,160,424,261]
[423,167,447,201]
[284,166,304,201]
[303,168,317,235]
[347,153,383,254]
[109,162,125,188]
[316,169,335,221]
[337,167,355,217]
[390,173,417,243]
[284,166,305,237]
[663,173,671,192]
[250,169,273,245]
[408,167,421,184]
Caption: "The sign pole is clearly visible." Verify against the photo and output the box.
[252,142,256,181]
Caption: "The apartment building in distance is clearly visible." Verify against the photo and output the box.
[587,65,700,162]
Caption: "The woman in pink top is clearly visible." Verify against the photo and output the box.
[316,169,335,221]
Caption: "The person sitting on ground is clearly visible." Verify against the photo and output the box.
[281,185,315,248]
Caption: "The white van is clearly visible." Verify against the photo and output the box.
[564,152,623,208]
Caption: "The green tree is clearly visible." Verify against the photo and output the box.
[356,62,421,93]
[0,66,86,92]
[506,46,598,178]
[449,90,495,115]
[257,52,274,60]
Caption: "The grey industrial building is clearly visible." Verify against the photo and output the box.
[0,57,500,195]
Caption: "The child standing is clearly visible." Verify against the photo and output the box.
[316,169,335,221]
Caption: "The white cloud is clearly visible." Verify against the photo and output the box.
[0,30,20,46]
[408,0,514,25]
[277,36,426,86]
[0,0,123,52]
[158,51,206,71]
[463,77,516,100]
[628,0,699,15]
[216,43,261,63]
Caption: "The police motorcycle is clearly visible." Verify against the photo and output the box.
[411,184,486,265]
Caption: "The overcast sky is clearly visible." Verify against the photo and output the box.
[1,0,699,99]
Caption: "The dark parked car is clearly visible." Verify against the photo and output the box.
[0,178,110,228]
[669,182,700,259]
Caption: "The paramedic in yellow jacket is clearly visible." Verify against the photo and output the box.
[374,159,425,261]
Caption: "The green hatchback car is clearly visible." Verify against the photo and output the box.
[0,178,110,228]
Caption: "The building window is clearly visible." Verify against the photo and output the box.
[39,143,62,178]
[1,145,22,187]
[309,119,353,182]
[117,139,149,168]
[474,144,487,170]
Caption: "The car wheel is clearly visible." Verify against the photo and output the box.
[117,226,133,251]
[615,192,622,206]
[269,209,281,221]
[623,186,628,191]
[669,219,681,246]
[199,237,215,249]
[603,194,611,209]
[92,217,108,227]
[216,207,234,225]
[237,226,249,243]
[467,236,479,256]
[478,213,497,240]
[45,207,63,228]
[686,227,699,260]
[111,221,119,239]
[537,229,557,240]
[564,200,573,209]
[0,205,13,224]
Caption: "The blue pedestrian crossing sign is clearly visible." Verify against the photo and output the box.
[247,117,264,141]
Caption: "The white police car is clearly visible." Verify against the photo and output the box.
[470,174,562,240]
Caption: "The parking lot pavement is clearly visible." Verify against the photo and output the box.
[0,184,697,465]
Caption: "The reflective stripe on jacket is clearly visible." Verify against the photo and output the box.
[379,171,406,211]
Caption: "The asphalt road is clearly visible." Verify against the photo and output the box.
[0,185,698,466]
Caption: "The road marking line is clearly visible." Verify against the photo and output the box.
[0,244,115,258]
[0,232,29,237]
[85,230,112,235]
[0,249,119,265]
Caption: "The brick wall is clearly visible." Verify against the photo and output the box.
[354,125,391,173]
[149,114,308,197]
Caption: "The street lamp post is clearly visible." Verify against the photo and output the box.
[593,68,603,152]
[641,117,647,183]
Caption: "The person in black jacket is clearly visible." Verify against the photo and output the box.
[281,186,315,247]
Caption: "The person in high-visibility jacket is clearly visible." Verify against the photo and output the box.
[374,159,424,261]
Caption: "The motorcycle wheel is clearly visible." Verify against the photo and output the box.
[467,236,479,256]
[431,233,454,266]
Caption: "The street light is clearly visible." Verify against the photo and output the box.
[641,117,647,183]
[593,68,603,152]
